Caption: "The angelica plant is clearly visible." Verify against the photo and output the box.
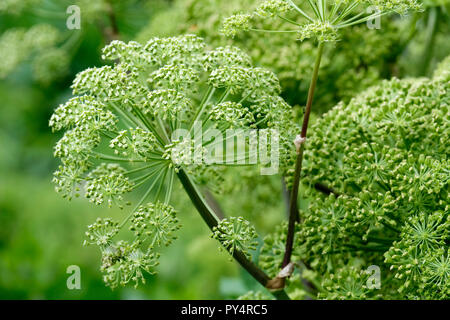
[44,0,448,300]
[50,34,293,298]
[222,0,422,288]
[303,60,449,299]
[256,57,449,299]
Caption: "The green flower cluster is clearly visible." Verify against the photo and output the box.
[130,202,181,247]
[212,217,258,258]
[221,0,421,40]
[251,57,448,300]
[137,0,429,113]
[100,240,160,289]
[83,218,161,288]
[51,35,288,288]
[0,24,68,82]
[317,266,382,300]
[286,58,449,299]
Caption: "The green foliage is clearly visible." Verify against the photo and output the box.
[0,0,40,14]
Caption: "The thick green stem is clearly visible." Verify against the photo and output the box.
[176,168,290,300]
[282,42,324,269]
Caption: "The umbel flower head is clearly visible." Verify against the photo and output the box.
[130,201,181,247]
[50,35,291,288]
[100,240,160,289]
[222,0,421,42]
[318,266,382,300]
[212,217,259,259]
[291,57,449,299]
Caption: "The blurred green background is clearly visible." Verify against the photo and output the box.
[0,0,448,299]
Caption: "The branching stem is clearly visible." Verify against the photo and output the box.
[176,168,290,300]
